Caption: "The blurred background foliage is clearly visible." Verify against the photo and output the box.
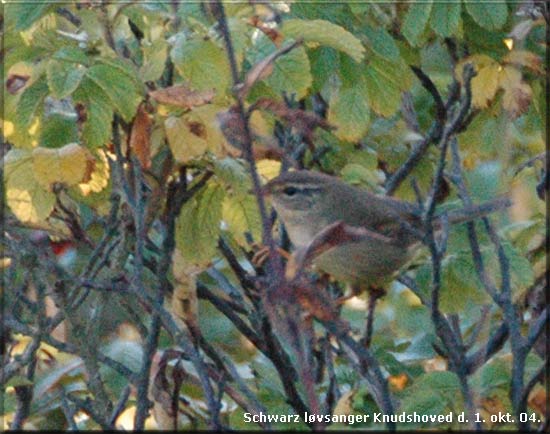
[1,0,547,430]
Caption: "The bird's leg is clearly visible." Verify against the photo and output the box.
[333,284,362,306]
[251,244,291,267]
[363,286,386,348]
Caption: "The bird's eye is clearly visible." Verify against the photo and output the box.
[283,186,298,197]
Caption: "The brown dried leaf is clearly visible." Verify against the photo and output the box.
[479,395,507,428]
[502,50,543,74]
[253,97,333,144]
[500,66,532,118]
[236,39,303,99]
[528,385,547,415]
[292,279,339,322]
[150,351,180,429]
[171,249,201,329]
[216,105,247,152]
[149,84,215,109]
[129,103,153,170]
[249,15,284,45]
[6,74,30,94]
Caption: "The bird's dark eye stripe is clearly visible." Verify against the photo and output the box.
[277,185,323,196]
[283,186,298,196]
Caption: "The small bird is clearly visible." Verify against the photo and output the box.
[263,170,510,290]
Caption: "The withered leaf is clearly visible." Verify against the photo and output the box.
[6,74,30,94]
[187,120,206,138]
[149,84,215,109]
[236,39,303,99]
[216,106,247,151]
[253,97,333,145]
[500,66,532,118]
[248,15,284,45]
[129,103,152,169]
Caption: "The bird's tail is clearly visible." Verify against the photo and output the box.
[444,196,511,225]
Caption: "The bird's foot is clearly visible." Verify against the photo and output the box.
[362,286,386,348]
[251,244,291,267]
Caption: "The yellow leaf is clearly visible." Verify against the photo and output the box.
[77,149,110,196]
[166,116,207,162]
[333,389,356,417]
[471,63,501,109]
[455,54,497,83]
[249,109,271,137]
[4,149,56,223]
[166,105,227,163]
[3,121,14,137]
[32,143,94,190]
[402,288,422,307]
[499,66,532,118]
[256,159,281,181]
[222,194,261,245]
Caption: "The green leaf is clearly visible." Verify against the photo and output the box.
[440,252,489,313]
[309,47,339,93]
[402,1,433,47]
[282,19,365,63]
[465,1,507,30]
[473,357,510,395]
[176,183,225,264]
[47,60,87,99]
[406,370,461,403]
[213,157,250,195]
[498,240,535,293]
[430,2,461,38]
[171,37,231,94]
[97,57,142,86]
[7,2,52,31]
[40,113,79,149]
[5,375,34,388]
[223,194,262,245]
[328,81,370,142]
[85,62,141,121]
[227,17,253,63]
[340,161,381,189]
[401,393,447,421]
[400,370,463,427]
[458,111,504,158]
[139,39,168,82]
[363,26,400,62]
[53,47,91,66]
[369,52,413,91]
[266,44,312,99]
[15,77,49,130]
[73,77,114,149]
[364,58,403,117]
